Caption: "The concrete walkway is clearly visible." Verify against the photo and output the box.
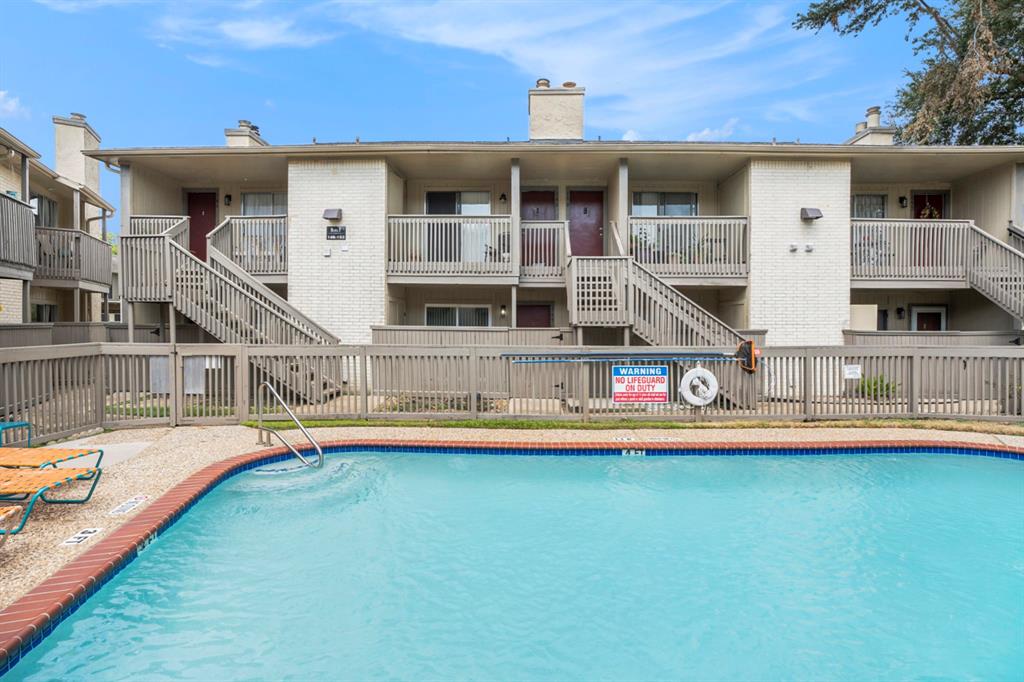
[0,423,1022,611]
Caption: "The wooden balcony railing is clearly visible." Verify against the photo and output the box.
[0,193,37,274]
[208,216,287,276]
[121,217,188,301]
[851,219,971,281]
[628,216,748,279]
[387,215,514,277]
[520,220,567,280]
[34,227,112,287]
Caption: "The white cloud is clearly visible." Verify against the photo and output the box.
[186,53,230,68]
[35,0,140,12]
[217,18,333,49]
[621,129,641,141]
[322,1,843,139]
[0,91,29,119]
[686,117,739,141]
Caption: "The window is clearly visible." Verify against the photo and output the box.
[632,192,697,217]
[31,304,57,323]
[30,194,59,227]
[852,194,887,219]
[425,191,491,215]
[425,305,491,327]
[241,192,287,216]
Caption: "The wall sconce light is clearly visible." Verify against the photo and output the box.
[499,193,508,205]
[224,194,232,207]
[895,307,906,320]
[898,196,908,208]
[800,208,823,221]
[499,304,508,318]
[322,208,343,221]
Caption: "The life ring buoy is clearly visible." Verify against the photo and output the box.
[680,367,719,406]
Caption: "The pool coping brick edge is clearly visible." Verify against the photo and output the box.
[0,437,1021,674]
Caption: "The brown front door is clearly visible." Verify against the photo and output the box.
[913,309,945,331]
[187,192,218,261]
[516,303,553,328]
[912,193,945,220]
[568,190,603,256]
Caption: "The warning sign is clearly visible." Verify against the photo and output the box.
[612,365,669,404]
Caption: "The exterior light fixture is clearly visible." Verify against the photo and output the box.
[499,193,508,205]
[224,194,232,206]
[800,208,823,221]
[499,305,507,318]
[896,307,906,320]
[899,196,909,208]
[322,209,343,221]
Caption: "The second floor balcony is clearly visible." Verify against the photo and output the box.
[387,215,517,283]
[0,194,36,280]
[34,227,113,292]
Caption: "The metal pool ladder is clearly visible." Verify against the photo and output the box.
[256,381,324,470]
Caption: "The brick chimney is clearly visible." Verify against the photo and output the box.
[225,119,269,147]
[528,79,584,140]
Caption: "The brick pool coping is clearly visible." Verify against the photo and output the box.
[1,437,1022,673]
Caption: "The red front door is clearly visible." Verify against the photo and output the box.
[516,303,553,328]
[568,190,603,256]
[912,193,945,220]
[187,192,218,261]
[522,191,557,221]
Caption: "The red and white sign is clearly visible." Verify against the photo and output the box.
[612,365,669,404]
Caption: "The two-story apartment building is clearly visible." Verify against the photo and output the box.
[84,81,1023,349]
[0,115,114,324]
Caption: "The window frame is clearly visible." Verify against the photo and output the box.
[424,303,493,327]
[851,194,888,219]
[240,191,288,216]
[631,191,698,217]
[423,190,493,216]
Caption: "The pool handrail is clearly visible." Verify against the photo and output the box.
[255,381,324,469]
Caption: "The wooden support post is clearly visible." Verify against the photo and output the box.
[623,327,631,346]
[72,189,81,230]
[511,158,521,279]
[359,347,369,418]
[73,291,81,322]
[21,281,30,323]
[126,302,135,343]
[469,346,479,418]
[802,350,813,421]
[510,286,518,328]
[167,303,176,345]
[19,154,29,203]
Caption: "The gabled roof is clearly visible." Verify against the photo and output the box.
[0,126,41,160]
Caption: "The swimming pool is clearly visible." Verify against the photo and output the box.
[6,447,1024,680]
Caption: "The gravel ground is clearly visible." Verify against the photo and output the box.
[1,424,1021,611]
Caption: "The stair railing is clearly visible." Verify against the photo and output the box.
[256,381,324,469]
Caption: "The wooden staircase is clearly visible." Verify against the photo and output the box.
[966,225,1024,322]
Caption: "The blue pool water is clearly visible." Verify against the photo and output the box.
[8,452,1024,681]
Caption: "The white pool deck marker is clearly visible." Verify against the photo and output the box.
[62,528,102,546]
[109,495,149,516]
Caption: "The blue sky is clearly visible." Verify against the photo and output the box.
[1,0,919,232]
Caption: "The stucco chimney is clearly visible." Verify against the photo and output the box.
[855,121,867,133]
[528,80,584,140]
[225,119,269,147]
[52,112,101,192]
[865,106,881,129]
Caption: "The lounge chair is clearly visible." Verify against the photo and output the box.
[0,421,31,447]
[0,468,102,536]
[0,506,21,549]
[0,447,104,470]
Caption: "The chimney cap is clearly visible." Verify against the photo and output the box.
[70,112,87,121]
[535,78,550,88]
[562,81,577,88]
[238,119,253,129]
[855,121,867,132]
[866,106,881,116]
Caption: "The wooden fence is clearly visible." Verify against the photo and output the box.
[0,343,1020,445]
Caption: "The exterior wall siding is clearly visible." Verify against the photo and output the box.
[0,280,22,322]
[951,162,1014,241]
[288,158,388,343]
[748,159,851,345]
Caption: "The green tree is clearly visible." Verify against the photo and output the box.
[794,0,1023,145]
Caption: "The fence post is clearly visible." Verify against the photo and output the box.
[469,346,479,419]
[169,346,180,427]
[802,349,813,421]
[236,344,249,424]
[909,350,921,417]
[359,346,369,418]
[94,350,105,428]
[581,362,591,423]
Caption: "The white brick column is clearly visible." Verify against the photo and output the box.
[748,159,851,345]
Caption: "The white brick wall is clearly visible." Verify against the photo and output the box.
[748,159,851,345]
[0,280,23,322]
[287,159,388,343]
